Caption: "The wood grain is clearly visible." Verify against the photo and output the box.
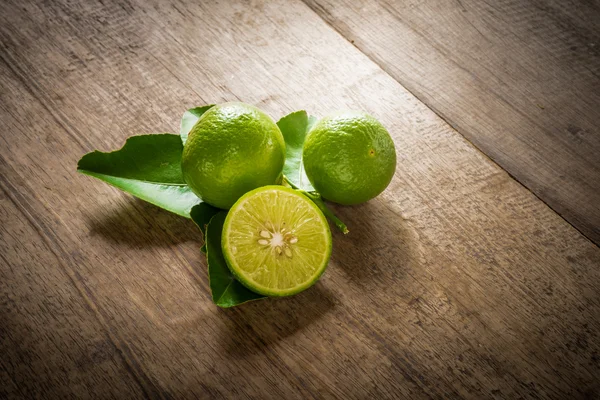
[304,0,600,245]
[1,0,599,398]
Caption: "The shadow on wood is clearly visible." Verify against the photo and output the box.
[216,284,336,355]
[85,197,200,248]
[330,198,419,287]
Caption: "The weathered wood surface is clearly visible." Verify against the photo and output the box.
[305,0,600,245]
[1,0,599,398]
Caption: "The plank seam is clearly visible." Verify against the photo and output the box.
[300,0,599,248]
[0,157,165,400]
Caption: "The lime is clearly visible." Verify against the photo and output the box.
[222,186,332,297]
[302,111,396,205]
[181,102,286,209]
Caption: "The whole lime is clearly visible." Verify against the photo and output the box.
[181,102,285,209]
[303,111,396,205]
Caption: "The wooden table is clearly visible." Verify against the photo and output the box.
[1,0,599,398]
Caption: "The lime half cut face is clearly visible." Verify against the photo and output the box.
[222,186,332,297]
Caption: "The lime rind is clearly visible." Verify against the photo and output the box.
[181,102,286,209]
[222,185,332,297]
[302,111,396,205]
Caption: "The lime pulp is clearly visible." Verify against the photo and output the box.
[222,186,332,297]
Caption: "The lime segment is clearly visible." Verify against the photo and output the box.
[222,186,332,297]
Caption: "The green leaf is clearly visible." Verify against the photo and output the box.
[190,202,221,253]
[277,110,317,191]
[77,134,202,218]
[180,105,214,144]
[205,212,266,307]
[299,190,349,234]
[277,111,349,234]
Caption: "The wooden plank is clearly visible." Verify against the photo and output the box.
[0,169,147,398]
[0,0,599,398]
[304,0,600,245]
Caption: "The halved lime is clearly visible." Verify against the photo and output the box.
[222,185,332,297]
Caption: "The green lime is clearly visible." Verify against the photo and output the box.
[302,111,396,205]
[222,185,332,297]
[181,102,286,209]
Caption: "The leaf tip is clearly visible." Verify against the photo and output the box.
[277,109,308,125]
